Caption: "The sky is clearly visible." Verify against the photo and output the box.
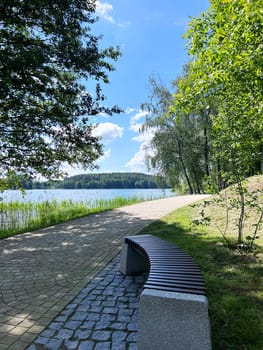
[64,0,210,177]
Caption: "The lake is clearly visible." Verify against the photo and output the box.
[1,188,175,204]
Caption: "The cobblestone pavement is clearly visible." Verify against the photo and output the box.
[27,254,146,350]
[0,195,209,350]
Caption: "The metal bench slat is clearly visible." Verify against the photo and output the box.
[124,235,206,295]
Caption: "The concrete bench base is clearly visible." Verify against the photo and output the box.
[120,235,212,350]
[138,289,211,350]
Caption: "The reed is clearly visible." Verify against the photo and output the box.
[0,195,148,239]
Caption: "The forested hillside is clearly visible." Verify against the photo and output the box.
[29,173,169,189]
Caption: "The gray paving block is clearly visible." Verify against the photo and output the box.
[74,329,91,340]
[64,320,82,330]
[78,340,94,350]
[63,339,79,350]
[92,330,112,341]
[111,342,126,350]
[94,342,111,350]
[111,331,127,342]
[127,332,137,343]
[80,321,95,330]
[56,328,74,340]
[102,307,118,315]
[111,322,127,330]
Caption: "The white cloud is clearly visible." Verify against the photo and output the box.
[130,122,142,133]
[126,143,155,173]
[92,122,123,143]
[96,1,115,23]
[125,107,136,115]
[97,148,111,163]
[126,109,156,172]
[129,109,148,134]
[131,110,148,123]
[132,128,155,143]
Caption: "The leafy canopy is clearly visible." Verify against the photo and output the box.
[172,0,263,180]
[0,0,121,179]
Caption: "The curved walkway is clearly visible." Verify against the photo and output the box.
[0,195,209,350]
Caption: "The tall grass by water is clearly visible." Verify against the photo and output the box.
[0,196,146,239]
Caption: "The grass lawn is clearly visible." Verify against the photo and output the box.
[139,191,263,349]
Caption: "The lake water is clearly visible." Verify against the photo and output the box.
[1,188,175,204]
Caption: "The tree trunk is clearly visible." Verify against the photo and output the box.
[177,140,194,194]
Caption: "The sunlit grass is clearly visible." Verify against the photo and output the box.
[0,195,151,239]
[139,203,263,349]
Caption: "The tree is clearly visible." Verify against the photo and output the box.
[0,0,121,180]
[142,75,214,194]
[172,0,263,244]
[183,0,263,176]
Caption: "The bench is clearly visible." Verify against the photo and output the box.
[120,234,211,350]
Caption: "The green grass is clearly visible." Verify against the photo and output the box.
[139,205,263,350]
[0,195,149,239]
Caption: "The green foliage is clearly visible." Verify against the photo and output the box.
[159,0,263,243]
[0,0,121,179]
[182,0,263,178]
[0,195,151,239]
[21,172,169,189]
[141,75,213,194]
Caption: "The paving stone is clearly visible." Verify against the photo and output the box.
[118,297,128,303]
[103,307,118,315]
[118,309,133,317]
[86,313,100,321]
[63,339,79,350]
[91,301,102,307]
[54,315,68,323]
[100,314,116,322]
[45,338,64,350]
[90,290,102,296]
[102,301,115,307]
[40,329,56,338]
[48,322,64,331]
[71,312,87,322]
[74,329,91,340]
[80,321,95,330]
[94,342,111,350]
[78,340,94,350]
[111,323,127,330]
[127,332,137,343]
[111,331,127,342]
[26,345,37,350]
[34,337,50,345]
[111,342,127,350]
[26,254,146,350]
[56,328,74,340]
[129,302,139,308]
[94,321,111,330]
[127,322,137,331]
[64,320,82,330]
[117,316,131,323]
[92,330,112,341]
[90,306,102,313]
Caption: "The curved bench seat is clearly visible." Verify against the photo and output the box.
[120,234,211,350]
[122,234,206,295]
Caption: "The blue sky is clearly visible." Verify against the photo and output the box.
[64,0,210,176]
